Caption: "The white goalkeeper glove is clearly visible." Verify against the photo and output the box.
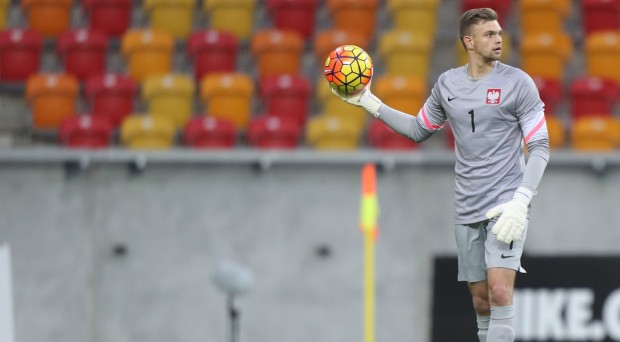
[485,187,535,244]
[331,83,383,118]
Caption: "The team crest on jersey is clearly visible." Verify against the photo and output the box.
[486,89,501,104]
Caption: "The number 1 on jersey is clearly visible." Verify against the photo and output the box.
[468,110,475,132]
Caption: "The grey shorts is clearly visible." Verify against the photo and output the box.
[455,219,528,282]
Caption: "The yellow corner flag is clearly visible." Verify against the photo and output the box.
[360,163,379,342]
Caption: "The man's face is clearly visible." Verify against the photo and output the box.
[467,20,503,62]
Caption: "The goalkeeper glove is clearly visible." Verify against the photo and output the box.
[331,83,383,118]
[485,187,535,244]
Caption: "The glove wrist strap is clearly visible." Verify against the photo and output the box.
[361,93,383,117]
[513,186,535,205]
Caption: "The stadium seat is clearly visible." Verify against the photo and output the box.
[585,31,620,83]
[247,115,301,149]
[520,32,572,81]
[250,29,304,79]
[25,73,78,129]
[368,119,419,150]
[260,74,311,125]
[387,0,439,36]
[187,29,238,81]
[327,0,378,41]
[582,0,620,36]
[544,115,566,149]
[144,0,195,38]
[59,115,113,148]
[571,116,620,151]
[569,77,618,119]
[21,0,72,37]
[313,29,369,63]
[203,0,255,40]
[183,116,236,148]
[121,29,174,81]
[200,72,254,130]
[316,80,367,131]
[142,73,195,129]
[374,75,426,115]
[533,77,563,115]
[57,29,108,80]
[306,114,362,150]
[120,115,176,149]
[0,0,9,29]
[0,28,42,82]
[82,0,132,37]
[461,0,512,25]
[456,33,511,65]
[84,73,137,127]
[266,0,318,39]
[520,0,571,35]
[379,30,432,79]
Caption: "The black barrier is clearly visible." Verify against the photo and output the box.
[432,256,620,342]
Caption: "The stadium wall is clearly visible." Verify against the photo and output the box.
[0,153,619,342]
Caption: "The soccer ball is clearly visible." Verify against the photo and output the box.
[324,45,373,95]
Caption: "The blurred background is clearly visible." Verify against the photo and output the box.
[1,0,620,341]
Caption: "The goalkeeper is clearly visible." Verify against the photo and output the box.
[333,7,549,342]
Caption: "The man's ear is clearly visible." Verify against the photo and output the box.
[463,36,474,51]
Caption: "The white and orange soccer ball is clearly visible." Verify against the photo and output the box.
[324,44,373,95]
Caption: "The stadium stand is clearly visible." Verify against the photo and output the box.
[373,75,427,115]
[251,29,304,79]
[569,77,618,120]
[25,73,78,129]
[306,114,362,150]
[327,0,378,41]
[142,73,195,129]
[378,30,432,79]
[183,116,237,148]
[571,116,620,151]
[313,29,369,63]
[519,0,571,35]
[387,0,439,36]
[57,29,108,81]
[82,0,132,38]
[544,115,566,149]
[259,74,311,126]
[581,0,620,36]
[520,32,572,81]
[21,0,72,37]
[143,0,195,39]
[121,29,174,81]
[266,0,318,39]
[316,80,367,132]
[0,28,42,82]
[0,0,8,29]
[247,115,302,149]
[200,72,254,130]
[533,77,563,116]
[368,119,419,150]
[585,31,620,83]
[203,0,255,40]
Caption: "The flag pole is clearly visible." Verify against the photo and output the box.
[360,163,379,342]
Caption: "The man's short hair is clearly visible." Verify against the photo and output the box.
[459,8,498,49]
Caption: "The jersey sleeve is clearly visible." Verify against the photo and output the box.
[516,73,547,144]
[416,77,448,132]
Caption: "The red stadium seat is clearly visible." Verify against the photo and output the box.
[82,0,132,38]
[247,115,301,149]
[569,76,618,119]
[183,116,236,148]
[582,0,620,36]
[0,28,42,82]
[57,29,108,80]
[187,30,238,81]
[368,119,419,150]
[260,74,311,125]
[60,115,113,148]
[84,73,137,127]
[266,0,318,39]
[532,77,563,114]
[461,0,512,25]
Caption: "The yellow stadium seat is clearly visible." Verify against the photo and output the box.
[520,0,570,35]
[142,73,195,129]
[327,0,378,41]
[520,32,572,81]
[120,115,176,149]
[545,115,566,149]
[387,0,439,36]
[200,72,254,130]
[571,116,620,151]
[0,0,9,29]
[251,29,304,79]
[121,29,174,81]
[378,30,432,79]
[374,75,427,114]
[456,34,512,66]
[316,80,367,130]
[313,29,369,63]
[144,0,196,38]
[306,114,362,150]
[585,31,620,83]
[204,0,255,40]
[25,73,78,129]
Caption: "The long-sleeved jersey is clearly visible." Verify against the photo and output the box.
[377,62,549,224]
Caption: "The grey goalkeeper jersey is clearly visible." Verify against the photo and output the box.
[377,62,549,224]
